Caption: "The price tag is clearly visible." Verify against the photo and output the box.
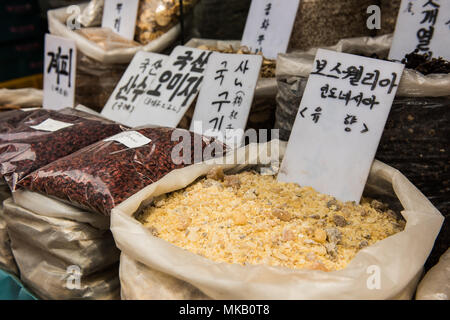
[389,0,450,61]
[30,118,74,132]
[43,34,77,110]
[190,52,262,146]
[129,46,213,128]
[102,0,139,40]
[104,131,151,149]
[278,49,405,203]
[101,51,168,127]
[241,0,300,60]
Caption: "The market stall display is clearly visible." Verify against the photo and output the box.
[47,2,182,111]
[110,141,443,299]
[274,34,450,269]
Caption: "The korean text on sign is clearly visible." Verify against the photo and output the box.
[101,51,168,127]
[389,0,450,61]
[102,0,139,40]
[43,34,77,110]
[241,0,300,59]
[278,49,405,203]
[190,52,262,146]
[130,46,213,128]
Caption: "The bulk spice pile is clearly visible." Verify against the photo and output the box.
[139,169,405,271]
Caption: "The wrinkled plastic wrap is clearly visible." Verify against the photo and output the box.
[0,109,49,134]
[136,0,198,44]
[77,0,104,27]
[416,248,450,300]
[184,39,277,130]
[19,127,225,216]
[288,0,375,51]
[275,34,450,269]
[3,196,120,300]
[48,4,180,64]
[110,141,443,299]
[0,108,125,191]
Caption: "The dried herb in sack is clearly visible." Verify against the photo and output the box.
[0,109,48,134]
[0,108,125,190]
[19,128,225,216]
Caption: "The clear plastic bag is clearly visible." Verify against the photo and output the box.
[18,127,225,216]
[77,0,104,28]
[0,108,125,190]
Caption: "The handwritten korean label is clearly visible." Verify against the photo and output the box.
[101,51,168,127]
[43,34,76,110]
[389,0,450,61]
[104,131,151,149]
[190,52,262,146]
[102,0,139,40]
[129,46,213,128]
[241,0,300,59]
[278,49,405,203]
[30,118,74,132]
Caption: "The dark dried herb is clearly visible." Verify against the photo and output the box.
[401,51,450,75]
[0,108,125,190]
[19,127,225,216]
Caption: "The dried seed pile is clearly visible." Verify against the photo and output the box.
[19,128,224,216]
[140,170,405,271]
[0,108,124,190]
[288,0,374,51]
[196,45,276,78]
[135,0,198,44]
[401,51,450,75]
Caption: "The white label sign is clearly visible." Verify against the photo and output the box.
[104,131,151,149]
[101,51,168,127]
[190,52,262,146]
[43,34,77,110]
[278,49,405,203]
[30,118,74,132]
[129,46,213,128]
[102,0,139,40]
[241,0,300,60]
[389,0,450,61]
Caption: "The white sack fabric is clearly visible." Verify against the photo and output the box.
[416,248,450,300]
[111,141,443,299]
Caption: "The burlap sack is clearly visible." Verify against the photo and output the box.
[110,141,443,299]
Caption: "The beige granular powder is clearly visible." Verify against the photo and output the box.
[140,170,405,271]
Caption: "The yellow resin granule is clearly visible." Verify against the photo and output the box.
[139,170,405,271]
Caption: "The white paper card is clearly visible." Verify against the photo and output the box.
[101,51,168,127]
[278,49,405,203]
[241,0,300,60]
[129,46,213,128]
[104,131,151,149]
[43,34,76,110]
[102,0,139,40]
[389,0,450,61]
[190,52,262,146]
[30,118,74,132]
